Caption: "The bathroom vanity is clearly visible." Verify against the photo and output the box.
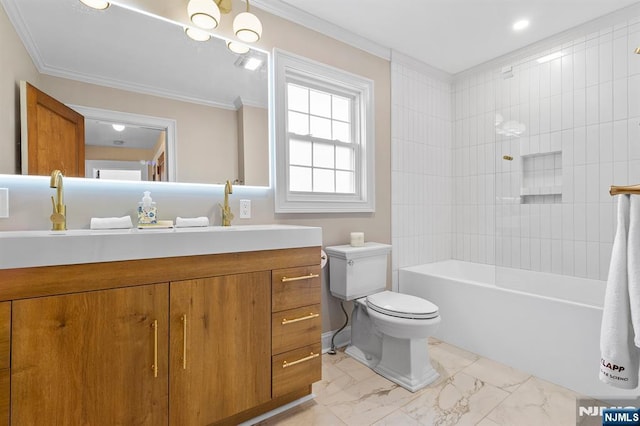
[0,225,322,425]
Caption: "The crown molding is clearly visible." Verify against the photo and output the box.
[251,0,391,61]
[391,50,453,84]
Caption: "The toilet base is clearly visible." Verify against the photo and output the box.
[346,335,439,393]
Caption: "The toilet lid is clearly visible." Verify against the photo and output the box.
[367,291,439,319]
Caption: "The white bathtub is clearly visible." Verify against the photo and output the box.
[399,260,637,398]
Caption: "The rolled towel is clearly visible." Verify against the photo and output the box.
[175,216,210,228]
[90,216,133,230]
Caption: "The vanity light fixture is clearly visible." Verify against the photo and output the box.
[188,0,221,30]
[185,26,212,42]
[79,0,110,10]
[112,124,125,132]
[227,41,250,54]
[233,0,262,43]
[186,0,262,47]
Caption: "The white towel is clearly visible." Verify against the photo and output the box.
[600,195,640,389]
[90,216,133,230]
[629,196,640,347]
[175,216,210,228]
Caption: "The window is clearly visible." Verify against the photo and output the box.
[273,49,375,213]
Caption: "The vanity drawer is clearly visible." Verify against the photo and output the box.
[272,266,321,312]
[0,303,9,369]
[272,304,321,355]
[272,343,322,398]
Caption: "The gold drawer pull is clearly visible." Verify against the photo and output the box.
[151,320,158,378]
[281,313,319,325]
[281,273,319,282]
[181,314,187,370]
[282,352,319,368]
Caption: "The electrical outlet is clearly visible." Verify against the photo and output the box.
[0,188,7,218]
[239,199,251,219]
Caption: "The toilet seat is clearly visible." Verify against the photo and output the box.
[367,291,439,320]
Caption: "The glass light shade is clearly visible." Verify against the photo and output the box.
[185,27,211,42]
[226,41,250,54]
[79,0,110,10]
[233,12,262,43]
[188,0,220,30]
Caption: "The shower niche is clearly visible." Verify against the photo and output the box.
[520,151,562,204]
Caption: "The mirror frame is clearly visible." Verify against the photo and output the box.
[69,105,178,182]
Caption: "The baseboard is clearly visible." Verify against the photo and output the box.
[321,326,351,353]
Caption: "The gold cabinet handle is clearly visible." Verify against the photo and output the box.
[181,314,187,370]
[282,352,319,368]
[281,273,319,282]
[281,313,319,325]
[152,320,158,378]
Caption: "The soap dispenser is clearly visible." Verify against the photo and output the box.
[137,191,157,225]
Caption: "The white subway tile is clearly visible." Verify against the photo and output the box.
[586,241,600,279]
[574,241,588,278]
[613,119,628,163]
[599,81,613,123]
[586,85,600,125]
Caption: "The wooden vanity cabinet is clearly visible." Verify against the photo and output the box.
[169,271,271,425]
[0,246,321,426]
[11,284,169,426]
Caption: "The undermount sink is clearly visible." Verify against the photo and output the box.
[0,225,322,270]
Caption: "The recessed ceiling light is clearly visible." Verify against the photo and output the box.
[112,124,125,132]
[243,57,263,71]
[513,19,529,31]
[537,51,563,64]
[79,0,110,10]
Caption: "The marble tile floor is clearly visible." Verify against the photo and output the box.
[257,338,592,426]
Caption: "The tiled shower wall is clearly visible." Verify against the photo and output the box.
[391,53,453,288]
[392,7,640,283]
[452,11,640,281]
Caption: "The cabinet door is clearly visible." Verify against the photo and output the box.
[11,284,169,425]
[170,272,271,425]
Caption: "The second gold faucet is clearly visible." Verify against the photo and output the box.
[50,169,66,231]
[220,180,234,226]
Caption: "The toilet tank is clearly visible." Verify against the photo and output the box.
[325,242,392,301]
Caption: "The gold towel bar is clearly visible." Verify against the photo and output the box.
[610,184,640,196]
[282,352,319,368]
[281,273,319,283]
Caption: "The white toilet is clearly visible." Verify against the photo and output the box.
[325,242,441,392]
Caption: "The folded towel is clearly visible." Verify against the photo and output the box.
[90,216,133,230]
[600,195,640,389]
[175,216,210,228]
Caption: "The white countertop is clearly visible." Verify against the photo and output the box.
[0,224,323,269]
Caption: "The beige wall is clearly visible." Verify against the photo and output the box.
[0,3,38,174]
[237,105,269,186]
[0,1,392,333]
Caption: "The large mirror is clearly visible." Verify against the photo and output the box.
[2,0,270,186]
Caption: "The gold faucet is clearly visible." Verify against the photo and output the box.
[49,170,66,231]
[219,180,234,226]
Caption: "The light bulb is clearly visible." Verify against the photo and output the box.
[188,0,221,30]
[233,11,262,43]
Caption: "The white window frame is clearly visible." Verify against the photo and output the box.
[272,49,375,213]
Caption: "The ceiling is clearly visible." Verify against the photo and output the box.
[259,0,640,74]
